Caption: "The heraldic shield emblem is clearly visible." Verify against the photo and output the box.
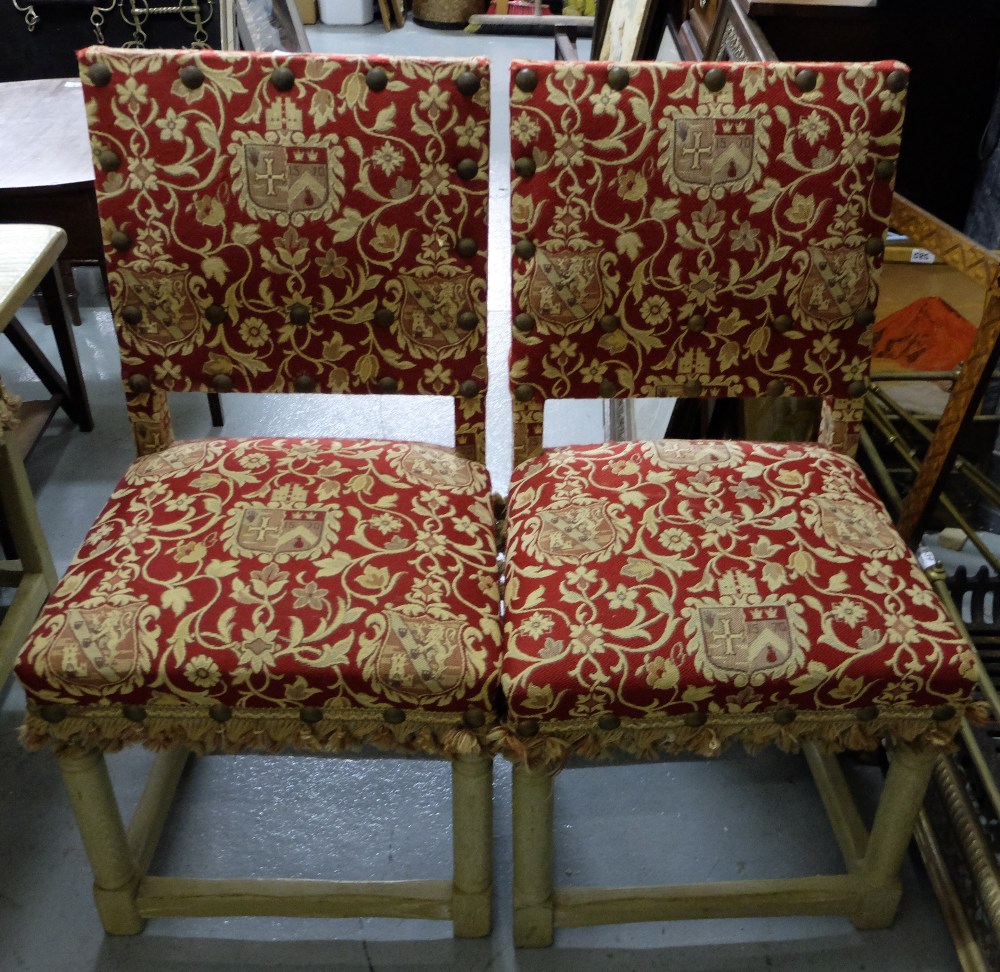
[45,604,147,692]
[798,246,871,323]
[673,117,756,189]
[399,272,476,353]
[375,610,467,701]
[535,498,621,563]
[696,604,797,680]
[119,268,202,351]
[230,507,329,558]
[524,246,604,332]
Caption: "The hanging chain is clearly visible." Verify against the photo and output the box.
[11,0,39,31]
[90,0,117,42]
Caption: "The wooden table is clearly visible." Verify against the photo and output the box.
[0,224,93,450]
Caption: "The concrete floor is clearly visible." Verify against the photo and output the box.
[0,16,964,972]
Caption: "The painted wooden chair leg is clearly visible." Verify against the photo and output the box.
[57,749,145,935]
[851,745,939,929]
[450,754,493,937]
[512,763,555,947]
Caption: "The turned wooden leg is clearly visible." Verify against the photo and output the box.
[451,754,493,937]
[852,745,939,929]
[512,763,555,947]
[57,750,145,935]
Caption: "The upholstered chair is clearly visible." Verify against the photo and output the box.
[500,58,983,946]
[15,47,499,937]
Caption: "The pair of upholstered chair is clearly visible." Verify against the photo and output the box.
[12,47,981,947]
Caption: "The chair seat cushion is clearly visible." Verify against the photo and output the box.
[501,439,980,761]
[17,437,501,756]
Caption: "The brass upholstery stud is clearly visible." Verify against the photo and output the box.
[703,67,727,92]
[514,67,538,93]
[597,713,621,731]
[933,704,957,721]
[293,374,316,393]
[599,314,620,333]
[289,303,310,326]
[127,374,151,392]
[599,379,617,398]
[179,65,204,89]
[514,313,536,333]
[515,719,539,737]
[457,237,478,258]
[514,383,535,403]
[460,379,480,398]
[865,236,885,257]
[683,379,702,396]
[209,704,232,723]
[212,373,233,393]
[688,314,706,333]
[384,708,406,725]
[856,706,879,722]
[848,380,867,399]
[875,159,896,180]
[121,305,142,326]
[205,304,227,325]
[463,710,486,728]
[366,66,389,92]
[299,707,323,724]
[515,239,536,260]
[87,63,112,87]
[794,68,817,92]
[772,707,798,725]
[455,70,481,97]
[767,378,786,397]
[457,310,478,331]
[122,705,147,723]
[606,66,629,91]
[110,230,131,251]
[773,314,793,333]
[270,66,295,92]
[39,704,67,723]
[98,149,120,172]
[683,712,708,727]
[886,69,908,92]
[514,156,536,178]
[377,376,398,394]
[854,308,875,327]
[373,307,394,328]
[456,158,478,181]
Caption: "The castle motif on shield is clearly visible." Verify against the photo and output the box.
[799,246,871,323]
[524,246,604,331]
[120,268,201,350]
[398,272,474,352]
[376,610,466,700]
[46,604,146,691]
[535,499,619,562]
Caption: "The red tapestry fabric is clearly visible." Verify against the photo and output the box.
[501,439,979,756]
[77,47,490,460]
[17,438,501,753]
[508,60,906,458]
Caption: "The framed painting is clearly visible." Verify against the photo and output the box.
[596,0,659,61]
[705,0,775,61]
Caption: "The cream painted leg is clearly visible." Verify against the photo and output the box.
[512,763,555,947]
[852,745,939,929]
[450,754,493,937]
[57,750,144,935]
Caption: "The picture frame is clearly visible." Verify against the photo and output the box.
[234,0,310,52]
[595,0,659,61]
[705,0,775,62]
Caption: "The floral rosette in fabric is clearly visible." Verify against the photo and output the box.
[18,438,502,755]
[500,440,981,765]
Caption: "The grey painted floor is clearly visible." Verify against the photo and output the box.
[0,16,963,972]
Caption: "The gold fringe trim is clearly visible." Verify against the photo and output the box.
[491,703,989,771]
[19,704,493,760]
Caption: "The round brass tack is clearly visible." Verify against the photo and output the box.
[373,307,394,329]
[377,376,398,394]
[383,708,406,725]
[515,719,539,737]
[767,378,786,397]
[606,66,630,91]
[462,709,486,729]
[599,314,620,333]
[683,379,702,396]
[366,66,389,92]
[270,66,295,92]
[933,704,957,722]
[886,69,908,93]
[179,64,204,89]
[39,704,67,724]
[856,706,879,723]
[599,379,617,398]
[514,239,536,260]
[460,379,480,398]
[772,707,798,725]
[514,313,536,333]
[457,310,478,331]
[127,374,151,393]
[289,303,310,326]
[773,314,793,333]
[98,149,121,172]
[299,706,323,724]
[514,156,536,179]
[457,237,478,259]
[455,70,481,97]
[597,713,621,731]
[87,63,112,87]
[121,305,143,326]
[688,314,706,333]
[514,383,535,403]
[683,711,708,727]
[875,159,896,180]
[847,379,867,399]
[206,304,227,325]
[110,230,132,252]
[456,158,479,181]
[514,67,538,93]
[293,374,316,393]
[865,236,885,258]
[703,67,727,92]
[211,373,233,393]
[122,704,147,723]
[209,704,232,723]
[794,68,817,93]
[854,308,875,327]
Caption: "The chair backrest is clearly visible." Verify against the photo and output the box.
[508,59,908,465]
[78,47,490,463]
